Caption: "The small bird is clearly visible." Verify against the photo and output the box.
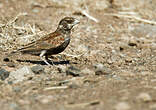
[7,17,80,65]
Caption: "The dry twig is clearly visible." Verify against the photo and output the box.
[104,13,156,25]
[66,100,100,108]
[44,86,68,91]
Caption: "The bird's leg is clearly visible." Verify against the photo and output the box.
[40,50,51,65]
[45,55,55,65]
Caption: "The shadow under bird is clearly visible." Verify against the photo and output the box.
[6,17,80,65]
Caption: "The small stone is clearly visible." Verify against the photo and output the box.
[128,41,137,47]
[125,57,133,63]
[3,57,10,62]
[137,92,152,102]
[8,66,34,83]
[0,69,10,80]
[18,99,30,105]
[66,66,81,77]
[37,95,53,104]
[32,8,39,13]
[31,65,45,74]
[114,102,130,110]
[68,77,84,88]
[119,47,124,51]
[94,63,112,75]
[7,62,16,67]
[81,68,95,75]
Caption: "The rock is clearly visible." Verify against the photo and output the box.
[125,57,133,63]
[81,68,95,75]
[66,66,81,77]
[0,69,10,80]
[128,41,137,47]
[114,102,130,110]
[68,77,84,88]
[7,62,16,68]
[136,92,152,102]
[37,95,53,104]
[94,63,112,75]
[7,66,34,83]
[31,65,45,74]
[32,8,39,13]
[3,57,10,62]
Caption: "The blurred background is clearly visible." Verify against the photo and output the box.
[0,0,156,110]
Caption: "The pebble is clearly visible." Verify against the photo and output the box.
[81,68,95,75]
[7,62,16,68]
[0,69,10,80]
[7,66,34,83]
[32,8,39,13]
[37,95,53,104]
[128,40,137,47]
[66,66,81,77]
[125,57,133,63]
[114,102,130,110]
[94,63,112,75]
[136,92,152,102]
[31,65,45,74]
[68,77,84,88]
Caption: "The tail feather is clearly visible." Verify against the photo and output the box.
[6,50,18,57]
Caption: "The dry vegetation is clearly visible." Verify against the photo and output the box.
[0,0,156,110]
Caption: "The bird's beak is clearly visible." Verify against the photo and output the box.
[74,19,80,25]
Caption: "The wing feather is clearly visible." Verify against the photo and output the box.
[14,32,65,53]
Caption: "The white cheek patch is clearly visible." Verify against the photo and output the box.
[59,25,63,28]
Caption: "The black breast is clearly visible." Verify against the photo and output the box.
[46,37,70,56]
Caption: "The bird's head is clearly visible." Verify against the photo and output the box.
[57,17,80,33]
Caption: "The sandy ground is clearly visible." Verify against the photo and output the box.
[0,0,156,110]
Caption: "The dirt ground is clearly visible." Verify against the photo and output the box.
[0,0,156,110]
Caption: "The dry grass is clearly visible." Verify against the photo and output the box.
[0,13,46,52]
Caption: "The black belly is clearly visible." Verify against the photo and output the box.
[46,38,70,56]
[20,39,70,56]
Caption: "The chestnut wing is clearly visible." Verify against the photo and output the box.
[16,32,65,52]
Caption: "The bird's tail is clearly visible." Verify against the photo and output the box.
[4,50,20,61]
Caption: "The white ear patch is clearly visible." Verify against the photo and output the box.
[59,25,63,28]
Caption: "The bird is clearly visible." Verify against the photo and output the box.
[6,17,80,65]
